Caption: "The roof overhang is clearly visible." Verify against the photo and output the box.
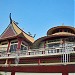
[47,26,75,35]
[33,33,75,48]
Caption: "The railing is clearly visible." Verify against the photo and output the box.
[0,47,75,58]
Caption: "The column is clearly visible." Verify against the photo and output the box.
[11,71,15,75]
[62,72,68,75]
[69,53,70,62]
[44,41,46,48]
[6,40,11,66]
[63,54,64,63]
[16,38,22,56]
[38,59,40,65]
[17,38,22,50]
[43,41,46,54]
[7,40,11,53]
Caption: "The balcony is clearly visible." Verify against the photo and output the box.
[0,46,75,59]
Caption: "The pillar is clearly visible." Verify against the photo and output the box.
[28,46,30,50]
[7,40,11,53]
[6,40,10,65]
[43,41,46,54]
[16,38,22,56]
[62,72,68,75]
[44,41,46,48]
[17,38,22,50]
[38,59,40,65]
[11,71,15,75]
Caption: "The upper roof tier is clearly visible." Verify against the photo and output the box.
[47,26,75,35]
[33,25,75,48]
[0,20,34,43]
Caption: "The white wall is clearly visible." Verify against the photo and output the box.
[15,72,62,75]
[0,71,11,75]
[69,73,75,75]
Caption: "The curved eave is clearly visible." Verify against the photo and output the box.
[47,26,75,35]
[19,33,34,44]
[33,33,75,48]
[12,21,34,43]
[0,35,18,41]
[0,33,33,44]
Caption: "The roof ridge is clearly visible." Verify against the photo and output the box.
[0,23,17,38]
[12,20,33,38]
[11,20,34,43]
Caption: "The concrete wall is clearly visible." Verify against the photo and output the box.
[15,72,62,75]
[0,71,11,75]
[68,73,75,75]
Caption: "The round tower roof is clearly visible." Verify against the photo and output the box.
[47,26,75,35]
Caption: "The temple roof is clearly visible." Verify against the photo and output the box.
[0,20,34,43]
[33,33,75,48]
[47,26,75,35]
[33,25,75,48]
[52,32,75,36]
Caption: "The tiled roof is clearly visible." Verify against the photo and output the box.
[0,24,16,38]
[0,20,34,43]
[52,32,75,36]
[47,25,75,35]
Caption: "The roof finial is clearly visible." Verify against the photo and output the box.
[62,23,64,26]
[9,13,12,24]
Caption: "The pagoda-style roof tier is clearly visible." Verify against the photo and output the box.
[0,20,34,43]
[33,31,75,48]
[33,25,75,48]
[47,26,75,35]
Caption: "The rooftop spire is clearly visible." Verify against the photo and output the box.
[9,13,12,24]
[62,23,64,26]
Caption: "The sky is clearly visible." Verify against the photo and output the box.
[0,0,74,40]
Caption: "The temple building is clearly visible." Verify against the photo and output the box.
[0,16,75,75]
[0,18,34,56]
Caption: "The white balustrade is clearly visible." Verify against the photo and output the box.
[0,43,75,58]
[0,47,74,58]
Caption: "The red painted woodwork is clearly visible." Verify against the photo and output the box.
[62,72,68,75]
[19,55,61,64]
[11,71,15,75]
[0,65,75,73]
[1,26,16,39]
[7,40,11,52]
[0,59,6,64]
[17,38,22,50]
[0,55,75,65]
[38,59,40,65]
[44,42,46,48]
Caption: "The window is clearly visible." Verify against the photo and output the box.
[10,44,17,52]
[21,45,27,50]
[48,43,59,48]
[21,42,28,51]
[10,40,18,52]
[51,50,53,53]
[0,42,8,51]
[48,44,53,48]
